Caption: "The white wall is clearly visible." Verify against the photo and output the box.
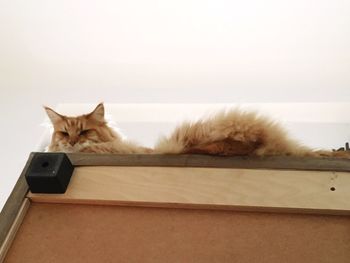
[1,0,350,210]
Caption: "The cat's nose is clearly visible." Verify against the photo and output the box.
[69,138,78,146]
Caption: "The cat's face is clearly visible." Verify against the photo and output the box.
[45,103,117,152]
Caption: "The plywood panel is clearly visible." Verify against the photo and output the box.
[28,166,350,215]
[5,203,350,263]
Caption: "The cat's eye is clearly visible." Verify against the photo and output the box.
[60,131,69,136]
[79,129,90,136]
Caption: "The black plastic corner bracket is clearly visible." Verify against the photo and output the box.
[25,152,74,193]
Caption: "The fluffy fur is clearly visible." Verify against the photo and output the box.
[154,110,349,158]
[45,103,150,154]
[45,103,349,158]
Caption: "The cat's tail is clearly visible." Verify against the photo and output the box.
[303,149,350,159]
[154,109,300,156]
[154,109,350,159]
[254,143,350,159]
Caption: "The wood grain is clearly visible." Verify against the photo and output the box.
[64,153,350,172]
[0,153,32,249]
[28,166,350,215]
[0,198,30,263]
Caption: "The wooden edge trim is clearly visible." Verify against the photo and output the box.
[28,197,350,217]
[0,198,30,263]
[0,153,33,248]
[64,153,350,172]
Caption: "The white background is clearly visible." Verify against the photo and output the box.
[1,0,350,210]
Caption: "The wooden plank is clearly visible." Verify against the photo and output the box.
[0,153,33,248]
[65,153,350,172]
[0,199,30,263]
[28,166,350,215]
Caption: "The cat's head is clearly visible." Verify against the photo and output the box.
[44,103,118,152]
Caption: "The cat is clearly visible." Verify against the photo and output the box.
[45,103,349,158]
[45,103,150,153]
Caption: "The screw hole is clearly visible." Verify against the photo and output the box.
[42,161,49,168]
[330,187,336,191]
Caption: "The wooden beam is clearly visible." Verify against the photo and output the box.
[0,153,33,249]
[28,166,350,215]
[0,199,30,262]
[65,153,350,172]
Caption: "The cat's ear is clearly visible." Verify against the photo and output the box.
[88,103,105,122]
[44,106,63,124]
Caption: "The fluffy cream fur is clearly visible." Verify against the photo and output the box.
[154,109,349,158]
[45,104,349,158]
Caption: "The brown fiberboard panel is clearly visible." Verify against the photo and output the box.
[5,203,350,263]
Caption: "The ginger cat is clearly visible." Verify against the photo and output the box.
[45,103,150,153]
[45,103,349,158]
